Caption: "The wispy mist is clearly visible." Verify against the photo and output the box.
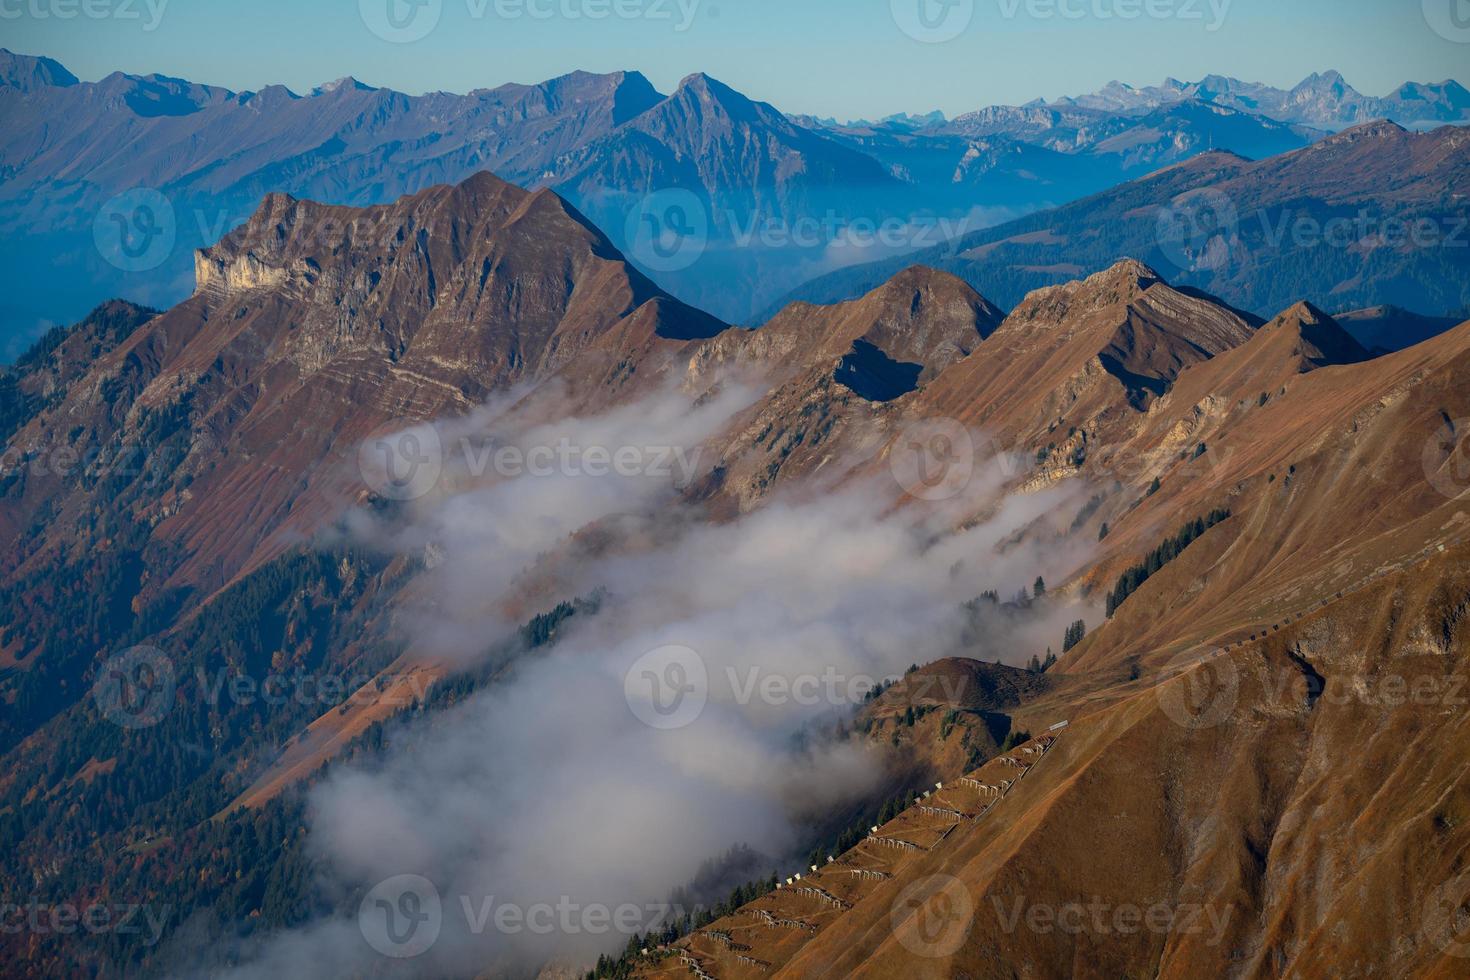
[199,379,1098,979]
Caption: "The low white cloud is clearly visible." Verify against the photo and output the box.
[201,380,1099,978]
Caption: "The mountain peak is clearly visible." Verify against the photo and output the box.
[1321,118,1409,143]
[311,76,377,96]
[610,68,657,90]
[602,69,666,122]
[871,266,1005,338]
[196,168,721,382]
[663,72,767,124]
[1276,299,1331,323]
[540,67,661,99]
[675,72,745,102]
[1389,78,1470,111]
[0,48,79,91]
[758,265,1001,400]
[1262,300,1370,367]
[676,71,724,92]
[1297,69,1349,90]
[1091,257,1164,290]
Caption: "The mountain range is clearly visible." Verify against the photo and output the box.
[803,72,1470,134]
[765,121,1470,336]
[1042,70,1470,131]
[2,150,1470,975]
[4,49,1468,349]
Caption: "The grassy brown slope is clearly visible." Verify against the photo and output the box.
[0,172,725,608]
[913,260,1258,448]
[1068,315,1470,677]
[637,544,1470,979]
[627,294,1470,979]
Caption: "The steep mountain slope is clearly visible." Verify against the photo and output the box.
[626,290,1470,980]
[555,73,897,212]
[1061,313,1470,678]
[549,73,906,320]
[680,266,1002,509]
[765,122,1470,326]
[0,48,77,91]
[0,173,744,977]
[752,265,1003,388]
[912,260,1258,441]
[0,300,157,445]
[730,260,1464,668]
[644,540,1470,979]
[0,170,723,648]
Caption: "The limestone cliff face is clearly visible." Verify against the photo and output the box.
[193,248,291,296]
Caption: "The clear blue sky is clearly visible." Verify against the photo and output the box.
[5,0,1466,119]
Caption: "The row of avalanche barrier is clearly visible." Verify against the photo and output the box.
[659,728,1067,978]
